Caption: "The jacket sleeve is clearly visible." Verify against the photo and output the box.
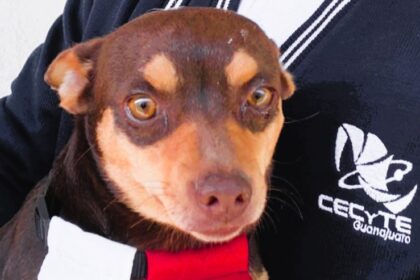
[0,0,95,225]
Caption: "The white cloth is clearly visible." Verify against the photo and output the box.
[237,0,324,47]
[38,217,136,280]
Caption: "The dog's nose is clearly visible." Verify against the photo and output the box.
[195,173,252,220]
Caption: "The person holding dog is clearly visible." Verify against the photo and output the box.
[0,0,419,279]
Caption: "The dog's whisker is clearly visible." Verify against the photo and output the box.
[268,196,303,220]
[133,193,171,208]
[129,218,145,229]
[256,211,273,237]
[103,198,118,211]
[271,156,303,165]
[141,180,171,186]
[254,216,266,237]
[74,144,96,167]
[269,188,302,208]
[104,194,163,216]
[261,205,278,234]
[268,186,303,204]
[269,189,302,210]
[284,111,320,124]
[271,159,292,165]
[269,176,301,198]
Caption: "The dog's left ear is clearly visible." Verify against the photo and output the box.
[270,41,296,100]
[280,70,296,100]
[44,38,103,115]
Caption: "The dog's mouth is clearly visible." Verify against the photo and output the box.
[165,213,247,243]
[190,226,244,243]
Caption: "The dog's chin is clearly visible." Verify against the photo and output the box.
[189,227,245,243]
[162,206,264,244]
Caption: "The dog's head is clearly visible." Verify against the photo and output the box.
[45,8,295,243]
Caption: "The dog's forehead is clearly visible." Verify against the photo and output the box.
[112,8,272,48]
[102,8,279,85]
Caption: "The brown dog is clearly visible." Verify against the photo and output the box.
[0,7,294,279]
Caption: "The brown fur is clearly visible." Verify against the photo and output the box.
[0,8,294,279]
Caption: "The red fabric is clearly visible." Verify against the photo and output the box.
[146,235,250,280]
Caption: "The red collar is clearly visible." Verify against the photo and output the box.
[146,235,251,280]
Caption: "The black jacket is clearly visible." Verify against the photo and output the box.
[1,0,419,279]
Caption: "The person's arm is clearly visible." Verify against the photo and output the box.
[0,0,94,225]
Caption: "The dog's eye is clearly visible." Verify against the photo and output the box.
[247,87,273,108]
[127,95,157,120]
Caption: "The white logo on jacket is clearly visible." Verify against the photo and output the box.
[335,123,417,214]
[318,123,417,244]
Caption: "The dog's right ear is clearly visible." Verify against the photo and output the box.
[280,70,296,100]
[44,38,103,115]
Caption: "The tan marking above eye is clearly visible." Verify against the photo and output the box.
[126,95,157,120]
[225,49,258,88]
[141,53,178,93]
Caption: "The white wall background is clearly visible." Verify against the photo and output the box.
[0,0,66,97]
